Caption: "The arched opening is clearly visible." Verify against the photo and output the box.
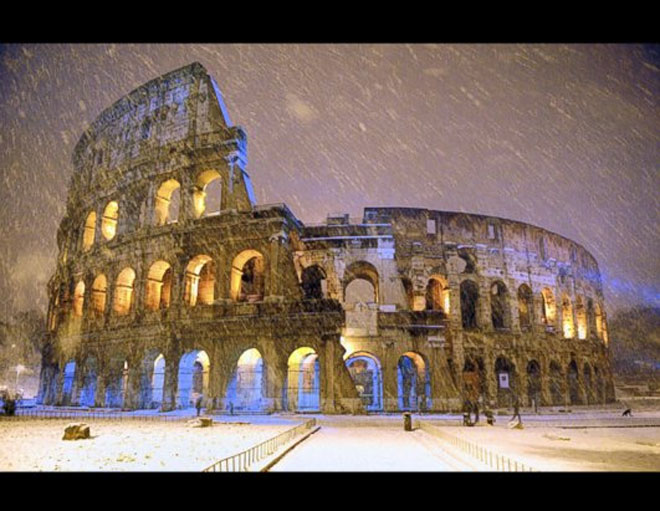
[113,267,136,316]
[490,281,510,329]
[343,261,379,305]
[61,360,76,405]
[91,274,107,317]
[145,260,173,311]
[401,277,414,309]
[226,348,267,412]
[177,350,210,408]
[80,356,98,407]
[82,211,96,251]
[193,169,222,218]
[230,250,265,302]
[517,284,533,330]
[541,288,556,327]
[587,298,595,337]
[101,201,119,241]
[527,360,542,408]
[138,351,165,409]
[184,255,215,306]
[595,303,604,340]
[105,359,128,408]
[397,352,430,411]
[426,276,450,313]
[549,361,564,405]
[301,265,326,300]
[576,296,587,339]
[460,280,479,329]
[568,360,580,405]
[457,249,476,274]
[346,352,382,411]
[462,357,486,402]
[583,363,593,404]
[494,356,515,407]
[562,295,574,338]
[154,179,181,225]
[285,347,320,412]
[594,366,605,404]
[72,281,85,317]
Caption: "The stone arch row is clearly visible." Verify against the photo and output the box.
[461,353,611,408]
[56,249,266,323]
[79,170,224,251]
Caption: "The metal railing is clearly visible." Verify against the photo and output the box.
[203,418,317,472]
[3,408,193,422]
[419,421,537,472]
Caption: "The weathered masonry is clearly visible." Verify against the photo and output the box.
[38,63,615,413]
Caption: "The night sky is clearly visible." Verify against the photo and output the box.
[0,44,657,316]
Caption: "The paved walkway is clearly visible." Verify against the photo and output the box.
[270,418,479,471]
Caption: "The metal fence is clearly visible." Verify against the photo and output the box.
[203,418,317,472]
[3,408,194,422]
[418,421,537,472]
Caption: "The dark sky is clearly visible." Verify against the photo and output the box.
[0,44,658,316]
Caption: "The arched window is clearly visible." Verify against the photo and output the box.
[82,211,96,251]
[426,276,450,313]
[91,274,107,317]
[154,179,181,226]
[101,201,119,240]
[561,294,574,338]
[145,260,173,310]
[490,281,509,329]
[193,169,222,218]
[301,265,326,300]
[113,267,136,315]
[73,280,85,317]
[517,284,533,330]
[343,261,379,305]
[460,280,479,329]
[575,296,587,339]
[184,255,215,306]
[541,287,556,326]
[230,250,265,302]
[595,302,604,340]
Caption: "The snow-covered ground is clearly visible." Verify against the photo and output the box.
[0,414,296,472]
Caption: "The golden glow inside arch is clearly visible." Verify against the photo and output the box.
[113,267,136,315]
[82,211,96,251]
[193,169,222,218]
[154,179,181,226]
[288,346,316,367]
[101,201,119,240]
[541,287,556,325]
[237,348,263,367]
[145,260,172,311]
[561,294,574,338]
[184,255,214,306]
[91,274,107,316]
[424,275,450,313]
[230,249,265,302]
[73,281,85,317]
[576,296,587,339]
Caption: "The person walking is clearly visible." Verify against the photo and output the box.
[510,392,522,424]
[195,394,203,417]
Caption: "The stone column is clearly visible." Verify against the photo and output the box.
[161,349,180,411]
[320,335,336,413]
[484,351,496,407]
[382,355,398,413]
[124,358,141,410]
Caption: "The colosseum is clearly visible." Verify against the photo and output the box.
[37,62,615,414]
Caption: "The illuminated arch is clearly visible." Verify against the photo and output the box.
[193,169,222,218]
[426,275,450,313]
[397,352,430,411]
[230,250,265,302]
[113,267,136,315]
[226,348,267,411]
[286,347,320,411]
[82,211,96,251]
[72,280,85,317]
[561,294,574,338]
[345,351,382,411]
[177,350,210,408]
[575,296,587,339]
[154,179,181,225]
[145,260,173,310]
[595,303,604,340]
[541,287,556,326]
[101,201,119,240]
[184,255,215,306]
[91,274,107,317]
[138,350,165,409]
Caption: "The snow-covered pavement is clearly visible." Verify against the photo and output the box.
[269,417,479,472]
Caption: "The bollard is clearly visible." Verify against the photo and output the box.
[403,412,412,431]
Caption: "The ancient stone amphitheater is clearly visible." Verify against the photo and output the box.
[37,63,615,414]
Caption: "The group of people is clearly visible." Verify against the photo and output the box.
[462,393,522,427]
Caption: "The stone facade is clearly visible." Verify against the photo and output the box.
[37,63,615,413]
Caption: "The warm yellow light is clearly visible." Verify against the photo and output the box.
[82,211,96,251]
[101,201,119,240]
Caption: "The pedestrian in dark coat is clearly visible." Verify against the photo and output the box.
[195,395,203,417]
